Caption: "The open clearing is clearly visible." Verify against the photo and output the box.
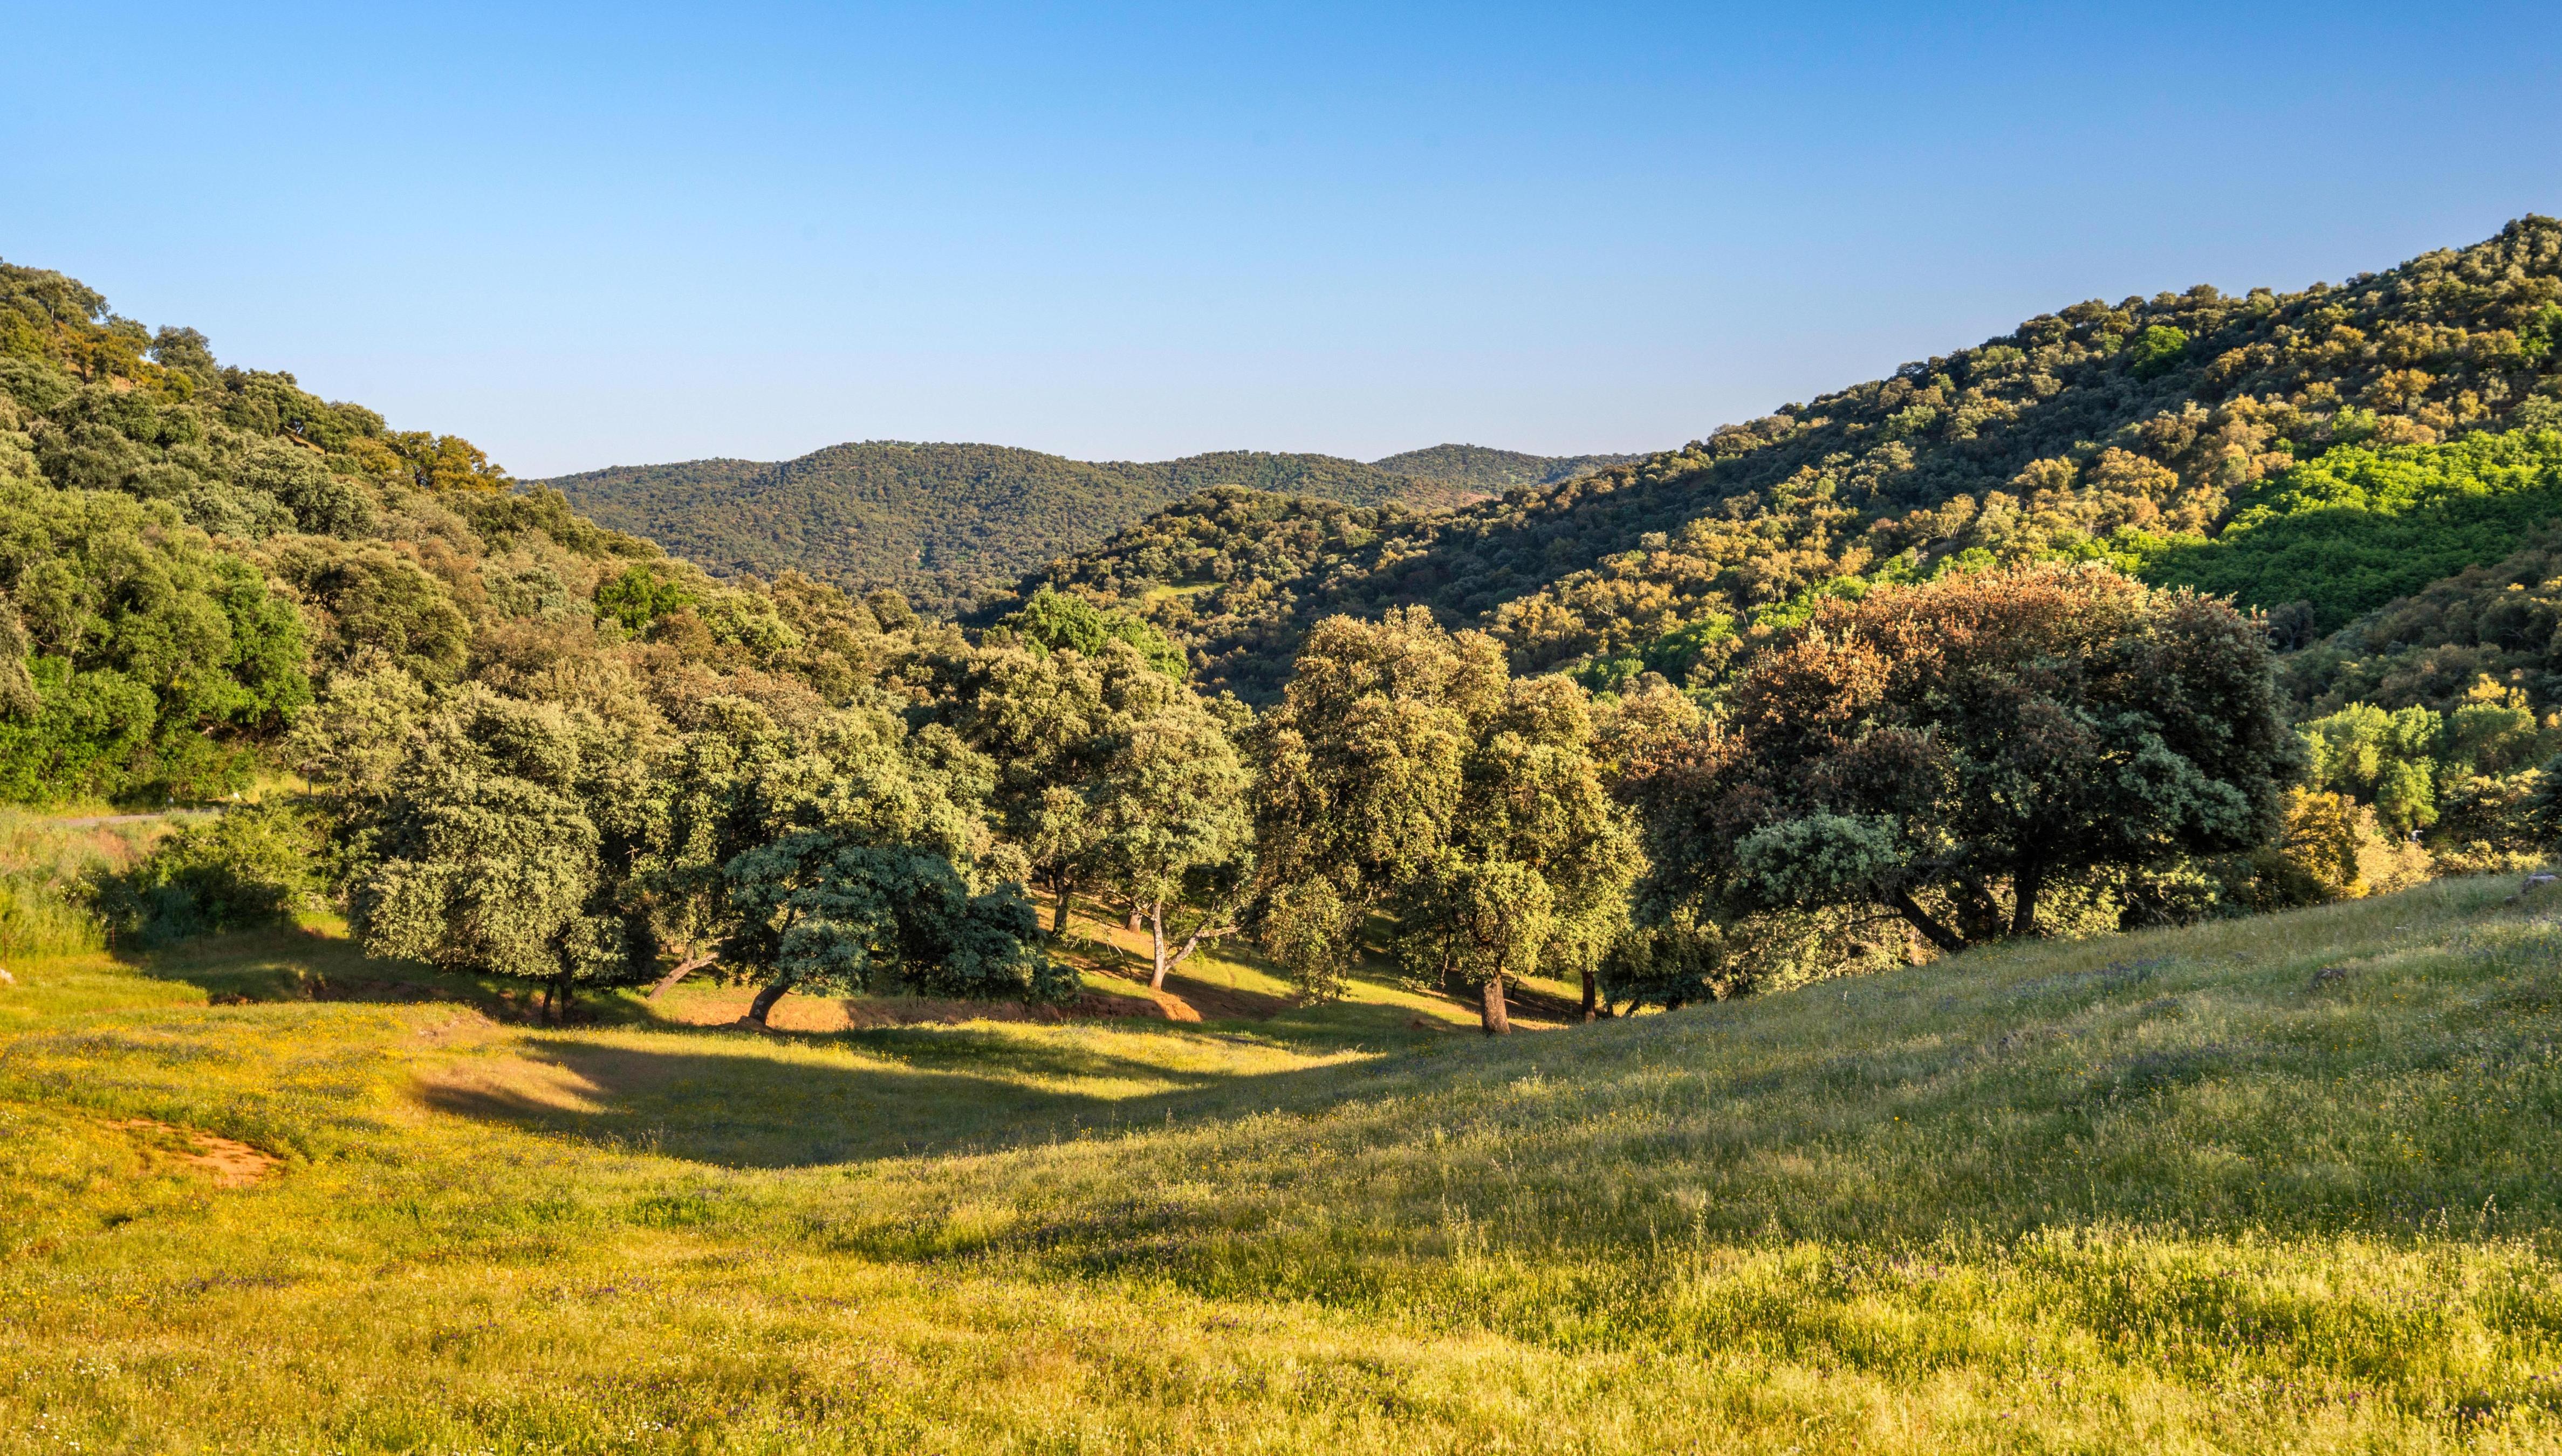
[3,879,2561,1452]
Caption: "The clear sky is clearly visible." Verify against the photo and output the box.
[7,2,2559,477]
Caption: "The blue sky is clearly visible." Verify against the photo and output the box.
[7,3,2559,476]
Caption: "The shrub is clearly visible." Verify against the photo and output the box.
[92,801,326,946]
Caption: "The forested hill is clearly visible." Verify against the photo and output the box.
[542,441,1628,617]
[1372,443,1641,492]
[996,218,2562,703]
[0,254,949,810]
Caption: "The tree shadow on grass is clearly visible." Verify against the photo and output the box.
[124,923,588,1023]
[413,1027,1394,1169]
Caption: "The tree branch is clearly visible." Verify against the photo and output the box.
[1885,887,1969,955]
[646,952,718,1001]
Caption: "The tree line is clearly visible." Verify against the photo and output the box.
[283,569,2368,1032]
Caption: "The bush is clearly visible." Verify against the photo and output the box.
[0,876,104,959]
[2225,789,2431,911]
[91,801,326,946]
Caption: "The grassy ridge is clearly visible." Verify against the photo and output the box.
[3,877,2561,1451]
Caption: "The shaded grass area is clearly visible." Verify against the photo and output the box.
[2,877,2561,1450]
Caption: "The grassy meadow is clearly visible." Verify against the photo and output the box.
[3,852,2562,1451]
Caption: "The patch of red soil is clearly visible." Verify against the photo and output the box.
[108,1118,278,1189]
[649,984,1184,1031]
[646,969,1300,1031]
[1094,967,1297,1022]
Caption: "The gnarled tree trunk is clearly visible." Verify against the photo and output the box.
[1480,976,1510,1035]
[1148,899,1172,991]
[647,952,718,1001]
[1145,901,1231,992]
[745,973,796,1028]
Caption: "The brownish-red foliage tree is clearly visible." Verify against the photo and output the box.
[1625,564,2294,952]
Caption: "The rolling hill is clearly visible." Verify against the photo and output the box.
[994,218,2562,702]
[539,441,1633,616]
[1372,442,1641,492]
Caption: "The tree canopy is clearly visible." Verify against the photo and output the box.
[1625,565,2293,954]
[1254,608,1637,1030]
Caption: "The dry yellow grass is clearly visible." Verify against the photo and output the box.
[2,874,2559,1451]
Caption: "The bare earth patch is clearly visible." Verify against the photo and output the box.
[107,1118,278,1189]
[650,982,1244,1031]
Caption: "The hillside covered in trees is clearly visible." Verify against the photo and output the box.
[541,441,1629,617]
[994,219,2562,704]
[11,219,2562,1034]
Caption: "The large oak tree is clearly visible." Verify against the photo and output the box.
[1627,564,2293,953]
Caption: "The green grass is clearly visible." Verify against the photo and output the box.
[3,876,2562,1451]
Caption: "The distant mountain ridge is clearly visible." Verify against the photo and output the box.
[1373,444,1642,493]
[538,439,1631,614]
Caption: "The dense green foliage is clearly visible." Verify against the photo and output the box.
[1000,219,2562,702]
[351,689,653,1001]
[543,442,1519,617]
[88,802,328,946]
[990,585,1187,677]
[20,218,2562,1021]
[2140,429,2562,632]
[0,255,1054,1015]
[1625,566,2295,965]
[1253,608,1638,1027]
[2280,518,2562,717]
[0,256,642,802]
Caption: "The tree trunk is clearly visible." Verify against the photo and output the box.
[1050,876,1074,936]
[553,979,573,1025]
[745,974,795,1028]
[1148,900,1170,991]
[646,952,718,1001]
[1127,905,1143,933]
[1886,887,1969,955]
[1147,905,1230,995]
[1953,873,2006,944]
[538,981,554,1024]
[1480,976,1511,1036]
[1580,969,1600,1022]
[2011,861,2045,938]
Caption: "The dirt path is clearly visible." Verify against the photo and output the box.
[43,808,226,830]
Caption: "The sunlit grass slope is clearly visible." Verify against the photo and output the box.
[4,876,2562,1452]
